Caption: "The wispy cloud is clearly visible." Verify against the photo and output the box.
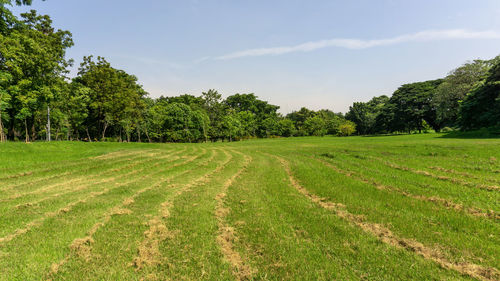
[213,29,500,60]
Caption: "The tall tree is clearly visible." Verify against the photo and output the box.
[76,56,146,140]
[1,10,73,142]
[304,115,327,136]
[0,0,37,34]
[286,107,316,136]
[0,71,11,141]
[386,80,443,133]
[346,95,389,135]
[434,59,493,127]
[201,89,225,141]
[459,59,500,130]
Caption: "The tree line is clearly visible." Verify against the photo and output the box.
[0,0,356,143]
[1,1,499,143]
[345,57,500,135]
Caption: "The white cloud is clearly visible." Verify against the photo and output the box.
[213,29,500,60]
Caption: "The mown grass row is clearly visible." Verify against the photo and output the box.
[0,134,498,280]
[0,145,198,279]
[0,148,193,239]
[223,151,470,280]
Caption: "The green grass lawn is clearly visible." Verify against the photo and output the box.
[0,133,498,280]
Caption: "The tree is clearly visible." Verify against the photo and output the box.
[287,107,316,136]
[261,116,279,137]
[146,101,208,143]
[221,110,241,141]
[225,93,279,118]
[434,59,493,127]
[339,121,356,136]
[76,56,146,140]
[0,71,11,141]
[374,102,395,134]
[236,111,257,138]
[225,93,280,138]
[304,115,327,136]
[146,99,168,142]
[346,102,370,134]
[459,59,500,130]
[1,0,38,34]
[386,80,443,133]
[325,115,345,135]
[278,118,296,137]
[163,103,193,142]
[202,89,225,141]
[164,94,204,110]
[0,9,73,142]
[346,95,389,135]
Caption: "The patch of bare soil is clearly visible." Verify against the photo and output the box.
[133,217,175,270]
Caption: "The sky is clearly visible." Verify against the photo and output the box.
[12,0,500,113]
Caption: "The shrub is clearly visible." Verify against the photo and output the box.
[338,121,356,136]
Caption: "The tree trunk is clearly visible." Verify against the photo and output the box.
[25,119,29,143]
[7,110,15,140]
[136,126,141,143]
[46,105,51,142]
[101,121,108,141]
[86,127,92,142]
[31,120,36,142]
[145,129,151,143]
[0,109,5,142]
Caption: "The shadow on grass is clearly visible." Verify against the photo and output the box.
[349,129,500,139]
[439,128,500,139]
[360,133,420,138]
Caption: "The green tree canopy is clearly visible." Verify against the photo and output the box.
[385,79,443,133]
[459,59,500,130]
[434,59,493,127]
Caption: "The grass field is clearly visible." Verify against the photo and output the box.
[0,134,499,280]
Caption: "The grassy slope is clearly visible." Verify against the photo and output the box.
[0,133,498,280]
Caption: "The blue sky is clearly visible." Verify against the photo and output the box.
[13,0,500,113]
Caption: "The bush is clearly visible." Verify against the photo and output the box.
[338,121,356,136]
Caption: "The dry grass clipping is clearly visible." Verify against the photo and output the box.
[215,153,256,280]
[277,155,500,281]
[315,157,499,220]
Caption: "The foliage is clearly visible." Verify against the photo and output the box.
[303,115,327,136]
[75,56,146,140]
[459,59,500,130]
[346,95,389,135]
[433,59,493,127]
[0,1,499,142]
[338,120,357,136]
[0,7,73,142]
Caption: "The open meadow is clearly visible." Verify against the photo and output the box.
[0,134,499,280]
